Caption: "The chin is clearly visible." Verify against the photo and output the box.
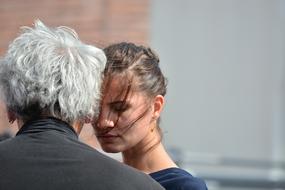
[101,145,122,153]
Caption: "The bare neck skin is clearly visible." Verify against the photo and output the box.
[79,124,100,149]
[122,128,177,174]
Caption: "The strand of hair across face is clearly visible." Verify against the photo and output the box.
[117,106,151,136]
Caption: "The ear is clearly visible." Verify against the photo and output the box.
[152,95,165,120]
[7,110,16,124]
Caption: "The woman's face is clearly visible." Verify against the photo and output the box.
[93,76,155,153]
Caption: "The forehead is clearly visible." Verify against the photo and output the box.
[103,74,136,99]
[104,74,129,89]
[103,75,132,94]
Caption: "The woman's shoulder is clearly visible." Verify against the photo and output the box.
[150,167,208,190]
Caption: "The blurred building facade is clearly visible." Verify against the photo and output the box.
[0,0,149,55]
[150,0,285,189]
[0,0,150,145]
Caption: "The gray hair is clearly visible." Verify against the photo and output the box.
[0,20,106,123]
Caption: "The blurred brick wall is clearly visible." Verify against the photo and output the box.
[0,0,149,146]
[0,0,149,55]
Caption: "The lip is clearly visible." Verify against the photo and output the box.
[96,134,119,139]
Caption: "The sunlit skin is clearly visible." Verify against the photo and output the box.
[94,75,177,173]
[79,124,100,149]
[0,101,18,136]
[0,101,10,134]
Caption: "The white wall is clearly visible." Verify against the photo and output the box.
[150,0,285,161]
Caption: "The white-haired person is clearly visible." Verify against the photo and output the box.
[0,21,165,190]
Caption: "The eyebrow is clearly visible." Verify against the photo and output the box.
[108,100,128,105]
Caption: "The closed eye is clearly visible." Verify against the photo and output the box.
[109,101,130,112]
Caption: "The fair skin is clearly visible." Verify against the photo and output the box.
[0,102,18,136]
[0,101,11,134]
[94,76,177,174]
[79,124,100,149]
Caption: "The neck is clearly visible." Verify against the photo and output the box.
[122,129,177,174]
[16,119,24,130]
[72,120,84,134]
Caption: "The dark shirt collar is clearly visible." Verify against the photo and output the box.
[0,132,12,141]
[16,117,78,139]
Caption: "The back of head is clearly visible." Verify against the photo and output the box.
[0,20,106,123]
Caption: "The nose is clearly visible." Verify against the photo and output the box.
[96,109,116,129]
[97,119,115,129]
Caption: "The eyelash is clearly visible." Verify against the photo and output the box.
[110,103,130,113]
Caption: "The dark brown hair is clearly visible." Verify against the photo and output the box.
[103,42,167,98]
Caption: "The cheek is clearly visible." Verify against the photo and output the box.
[122,122,150,148]
[122,114,152,138]
[115,110,150,129]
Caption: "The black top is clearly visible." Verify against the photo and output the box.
[150,168,208,190]
[0,132,11,142]
[0,117,164,190]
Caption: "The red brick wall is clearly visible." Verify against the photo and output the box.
[0,0,149,55]
[0,0,149,147]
